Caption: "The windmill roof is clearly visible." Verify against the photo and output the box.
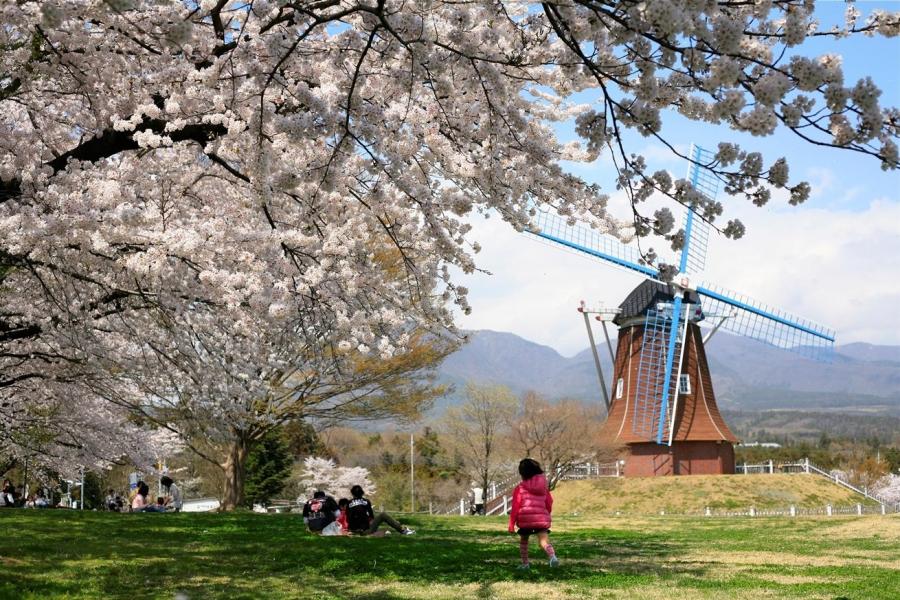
[613,280,701,325]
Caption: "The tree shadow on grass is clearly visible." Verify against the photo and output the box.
[1,512,706,599]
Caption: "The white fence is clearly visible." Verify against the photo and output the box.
[691,502,899,517]
[562,461,623,479]
[735,458,898,510]
[438,457,900,517]
[440,461,620,516]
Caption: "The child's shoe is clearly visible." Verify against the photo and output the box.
[517,563,531,571]
[549,556,560,568]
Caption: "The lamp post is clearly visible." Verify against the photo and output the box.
[409,433,415,513]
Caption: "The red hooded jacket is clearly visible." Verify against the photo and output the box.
[507,473,553,532]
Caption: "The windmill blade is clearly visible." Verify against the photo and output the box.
[678,144,717,275]
[696,284,835,360]
[666,302,691,446]
[632,308,671,440]
[632,299,688,445]
[527,208,660,279]
[679,206,711,275]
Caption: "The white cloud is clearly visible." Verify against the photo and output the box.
[456,179,900,355]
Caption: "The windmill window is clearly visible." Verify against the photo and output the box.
[615,378,624,399]
[678,374,691,395]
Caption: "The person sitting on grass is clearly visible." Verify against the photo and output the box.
[160,476,182,512]
[336,498,351,534]
[508,458,559,570]
[105,489,120,512]
[131,481,149,512]
[131,482,166,513]
[302,490,340,534]
[346,485,415,536]
[34,491,50,509]
[1,479,17,507]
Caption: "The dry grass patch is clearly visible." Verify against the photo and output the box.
[818,516,900,541]
[762,574,837,585]
[350,581,484,599]
[553,475,879,515]
[683,549,900,570]
[578,587,789,600]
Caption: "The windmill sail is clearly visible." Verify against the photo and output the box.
[678,144,717,275]
[632,300,689,444]
[696,284,835,360]
[527,208,659,279]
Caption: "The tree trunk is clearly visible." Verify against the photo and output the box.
[221,435,249,511]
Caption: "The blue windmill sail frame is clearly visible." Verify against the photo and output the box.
[679,144,716,275]
[697,285,835,360]
[632,298,689,445]
[632,308,671,439]
[527,208,660,279]
[655,295,683,444]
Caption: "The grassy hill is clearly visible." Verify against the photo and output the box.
[552,474,880,515]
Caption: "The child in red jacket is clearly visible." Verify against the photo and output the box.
[508,458,559,569]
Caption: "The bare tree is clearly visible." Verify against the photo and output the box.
[444,383,517,497]
[510,392,609,489]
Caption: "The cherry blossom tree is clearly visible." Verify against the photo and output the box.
[873,474,900,507]
[1,1,898,497]
[297,456,375,500]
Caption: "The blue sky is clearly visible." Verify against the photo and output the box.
[457,2,900,355]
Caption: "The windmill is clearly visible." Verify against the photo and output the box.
[528,145,835,476]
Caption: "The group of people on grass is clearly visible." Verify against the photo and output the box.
[2,479,60,509]
[8,459,558,568]
[1,474,183,513]
[302,484,415,537]
[126,476,183,513]
[301,458,560,570]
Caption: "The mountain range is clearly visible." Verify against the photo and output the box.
[436,329,900,416]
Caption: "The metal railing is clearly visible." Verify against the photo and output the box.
[439,461,622,516]
[735,458,898,510]
[561,461,622,479]
[435,458,900,517]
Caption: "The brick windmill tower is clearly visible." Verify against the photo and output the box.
[597,281,738,476]
[529,145,835,476]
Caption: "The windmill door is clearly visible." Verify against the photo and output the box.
[652,452,673,476]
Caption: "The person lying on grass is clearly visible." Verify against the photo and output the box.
[508,458,559,569]
[345,485,415,536]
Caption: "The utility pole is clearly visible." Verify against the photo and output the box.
[409,433,415,513]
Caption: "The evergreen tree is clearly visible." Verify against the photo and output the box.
[244,431,293,508]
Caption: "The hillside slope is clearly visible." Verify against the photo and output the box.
[552,474,878,515]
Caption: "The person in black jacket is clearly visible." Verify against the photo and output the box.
[302,490,340,533]
[345,485,415,535]
[1,479,17,507]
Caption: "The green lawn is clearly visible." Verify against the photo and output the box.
[1,511,898,599]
